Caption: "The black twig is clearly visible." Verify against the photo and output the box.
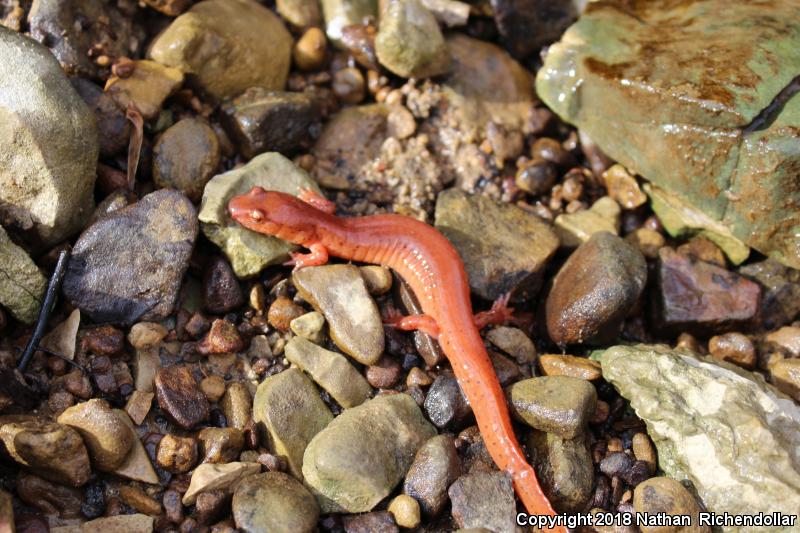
[17,249,70,371]
[33,347,86,371]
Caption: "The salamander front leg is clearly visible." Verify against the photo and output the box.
[474,292,514,329]
[298,188,336,215]
[284,243,329,270]
[384,307,440,340]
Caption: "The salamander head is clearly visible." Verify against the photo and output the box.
[228,187,317,244]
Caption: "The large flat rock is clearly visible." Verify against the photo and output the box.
[536,0,800,268]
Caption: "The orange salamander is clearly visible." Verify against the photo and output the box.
[228,187,564,530]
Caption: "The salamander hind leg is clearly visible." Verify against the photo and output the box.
[474,292,514,329]
[383,308,440,339]
[298,188,336,214]
[284,243,329,270]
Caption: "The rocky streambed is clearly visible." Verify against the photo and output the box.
[1,1,799,532]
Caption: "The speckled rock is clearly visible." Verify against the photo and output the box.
[232,472,320,533]
[448,472,516,533]
[303,394,436,512]
[403,434,461,517]
[28,0,144,78]
[155,365,210,430]
[375,0,450,78]
[182,462,261,505]
[220,88,320,159]
[536,0,800,268]
[554,196,621,248]
[0,226,46,324]
[633,477,710,533]
[434,189,559,301]
[148,0,293,100]
[253,368,333,479]
[0,417,90,487]
[57,399,133,472]
[285,337,372,407]
[527,431,593,513]
[293,264,384,365]
[199,152,321,277]
[153,118,220,202]
[546,232,647,346]
[601,344,800,531]
[508,376,596,439]
[0,27,98,248]
[63,190,198,325]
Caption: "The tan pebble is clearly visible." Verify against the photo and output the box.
[388,494,421,529]
[539,354,602,380]
[675,332,705,354]
[677,236,726,267]
[124,391,154,425]
[625,228,665,259]
[293,27,327,71]
[406,367,433,388]
[128,322,168,349]
[603,164,646,209]
[333,67,365,105]
[486,326,536,365]
[359,265,393,295]
[632,433,657,474]
[157,434,198,474]
[119,485,162,516]
[633,477,709,533]
[770,358,800,401]
[385,89,403,106]
[387,107,416,140]
[708,332,755,369]
[200,375,226,403]
[289,311,326,343]
[249,284,266,313]
[606,437,623,453]
[764,326,800,358]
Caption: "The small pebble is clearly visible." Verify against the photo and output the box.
[157,434,198,474]
[531,137,572,167]
[82,326,125,357]
[201,375,227,403]
[155,365,210,429]
[539,354,602,380]
[406,367,432,387]
[163,489,184,524]
[268,297,306,332]
[203,257,244,315]
[633,477,710,533]
[624,228,665,259]
[387,494,421,529]
[770,358,800,401]
[708,332,756,369]
[119,485,162,516]
[290,311,326,343]
[128,322,168,349]
[366,356,403,389]
[342,511,398,533]
[197,319,246,355]
[199,427,245,463]
[333,67,366,105]
[293,27,327,71]
[387,107,416,140]
[249,284,266,312]
[632,433,657,475]
[485,327,536,365]
[515,159,557,196]
[602,164,646,209]
[676,332,705,354]
[677,236,726,267]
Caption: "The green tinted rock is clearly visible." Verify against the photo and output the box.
[507,376,596,439]
[536,0,800,268]
[0,226,46,324]
[303,393,436,512]
[375,0,450,78]
[232,472,320,533]
[554,196,620,248]
[321,0,377,46]
[601,344,800,531]
[253,368,332,479]
[198,153,321,278]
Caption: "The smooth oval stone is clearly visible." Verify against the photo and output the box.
[403,434,462,517]
[546,231,647,346]
[303,394,436,513]
[253,368,333,479]
[284,336,372,408]
[62,189,198,325]
[0,417,90,487]
[57,399,134,472]
[633,477,710,533]
[232,472,320,533]
[0,27,98,248]
[148,0,292,100]
[220,382,252,431]
[293,264,384,365]
[153,118,220,202]
[507,376,597,439]
[375,0,450,78]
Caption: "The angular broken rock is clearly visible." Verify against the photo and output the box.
[600,344,800,530]
[182,461,261,506]
[536,0,800,268]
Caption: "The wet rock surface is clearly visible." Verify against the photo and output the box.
[508,376,596,439]
[303,394,436,512]
[537,0,800,268]
[232,472,320,533]
[434,188,559,301]
[0,27,98,248]
[601,344,800,528]
[293,264,384,365]
[154,365,210,430]
[63,190,198,325]
[546,232,646,346]
[148,0,292,100]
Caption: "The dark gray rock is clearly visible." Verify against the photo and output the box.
[70,78,130,158]
[63,190,198,325]
[424,373,472,431]
[403,434,461,517]
[490,0,576,58]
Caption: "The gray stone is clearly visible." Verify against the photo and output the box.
[739,259,800,329]
[375,0,450,78]
[546,232,647,346]
[28,0,144,78]
[285,336,372,408]
[536,0,800,268]
[220,88,320,159]
[253,368,333,479]
[293,264,384,365]
[70,78,130,158]
[448,472,516,533]
[0,226,46,324]
[600,344,800,531]
[434,189,559,301]
[303,393,436,512]
[490,0,576,58]
[507,376,596,439]
[232,472,320,533]
[403,434,461,517]
[63,190,198,325]
[527,431,593,513]
[0,27,98,248]
[153,118,220,203]
[198,152,321,277]
[148,0,292,101]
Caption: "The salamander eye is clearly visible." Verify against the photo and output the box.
[250,209,265,221]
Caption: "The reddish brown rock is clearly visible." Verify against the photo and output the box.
[203,257,244,315]
[656,248,761,334]
[197,319,246,355]
[155,366,210,429]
